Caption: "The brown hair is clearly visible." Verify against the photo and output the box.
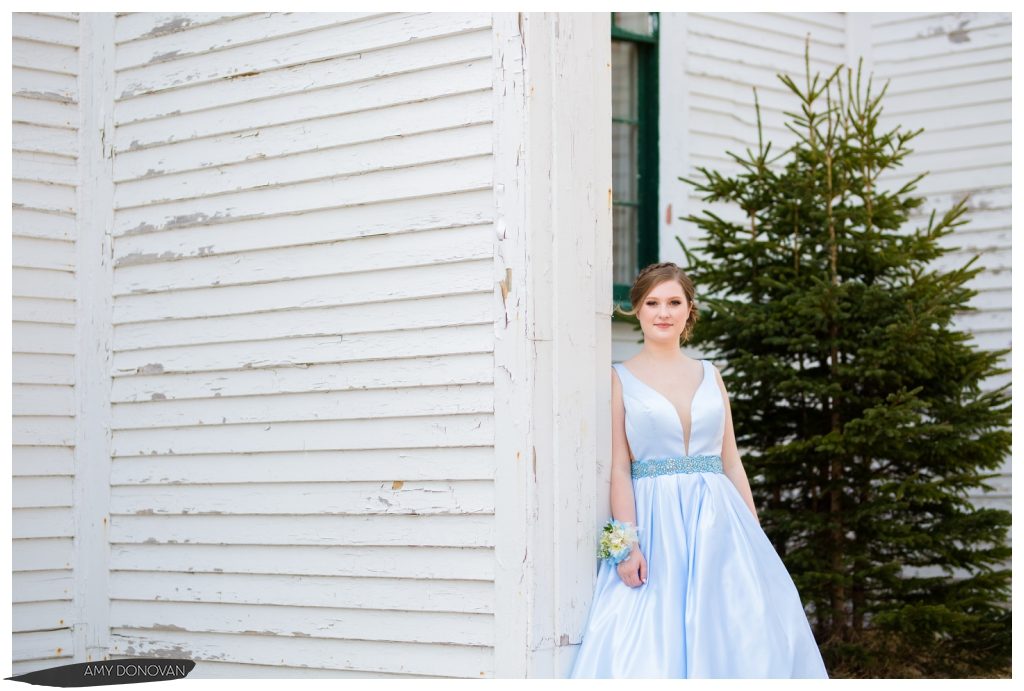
[614,262,699,344]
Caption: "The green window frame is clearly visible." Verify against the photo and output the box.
[612,12,659,312]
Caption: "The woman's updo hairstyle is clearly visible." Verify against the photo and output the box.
[614,262,700,345]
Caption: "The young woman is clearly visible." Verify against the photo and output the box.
[569,262,828,678]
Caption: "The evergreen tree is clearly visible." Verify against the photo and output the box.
[677,42,1011,678]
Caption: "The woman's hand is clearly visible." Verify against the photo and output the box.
[616,545,647,588]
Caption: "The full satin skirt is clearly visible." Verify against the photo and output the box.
[568,471,829,678]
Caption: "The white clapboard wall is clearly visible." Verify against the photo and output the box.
[101,12,495,677]
[12,11,80,676]
[617,12,1011,546]
[868,12,1012,525]
[11,11,1010,679]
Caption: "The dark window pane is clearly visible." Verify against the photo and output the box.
[612,41,637,120]
[613,37,639,285]
[613,122,638,202]
[613,205,638,286]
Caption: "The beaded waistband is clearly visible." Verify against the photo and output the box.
[631,454,724,479]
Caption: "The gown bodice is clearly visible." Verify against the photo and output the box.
[613,359,725,462]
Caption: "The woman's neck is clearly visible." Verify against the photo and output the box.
[638,344,689,363]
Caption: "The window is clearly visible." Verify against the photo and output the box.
[612,12,659,308]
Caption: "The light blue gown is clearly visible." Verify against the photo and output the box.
[568,360,829,678]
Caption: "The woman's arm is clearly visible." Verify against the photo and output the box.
[712,364,760,524]
[610,367,637,526]
[609,367,647,587]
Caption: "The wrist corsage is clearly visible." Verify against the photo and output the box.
[598,519,639,565]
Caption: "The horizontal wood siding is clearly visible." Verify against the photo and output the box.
[870,12,1011,549]
[627,12,847,357]
[682,12,846,211]
[104,12,495,677]
[12,11,80,676]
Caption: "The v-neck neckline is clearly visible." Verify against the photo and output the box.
[619,359,706,457]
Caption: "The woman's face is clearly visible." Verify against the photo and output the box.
[638,279,690,344]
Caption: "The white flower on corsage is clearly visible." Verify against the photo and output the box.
[598,519,639,564]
